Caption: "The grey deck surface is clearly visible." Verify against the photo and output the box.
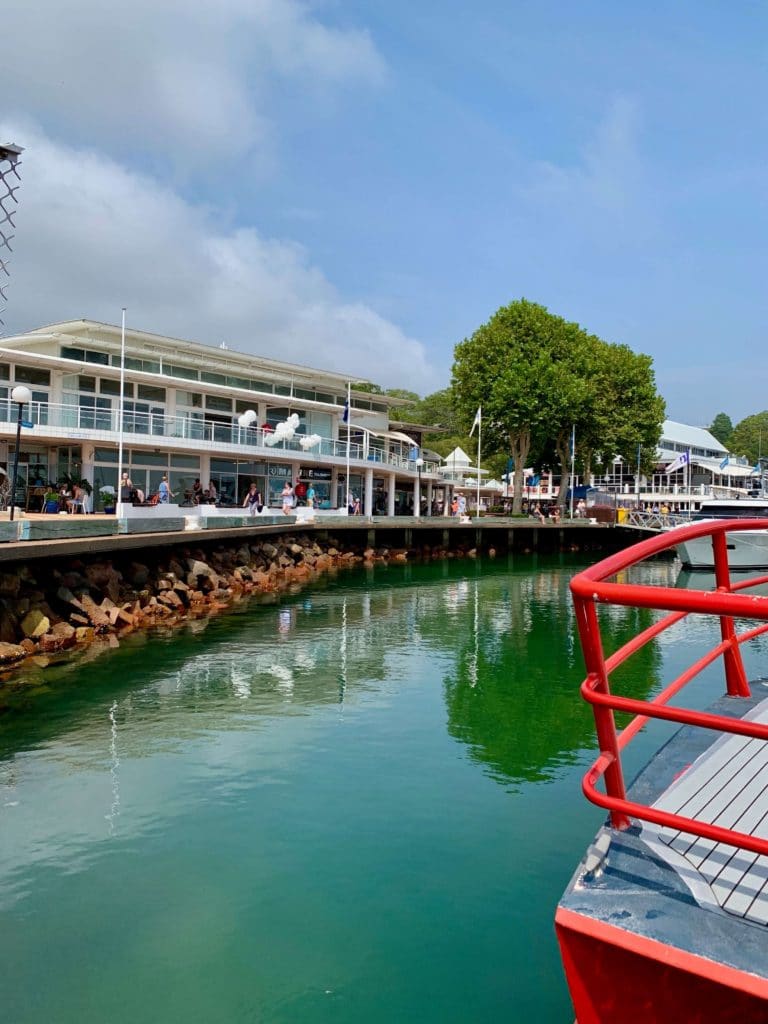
[643,698,768,926]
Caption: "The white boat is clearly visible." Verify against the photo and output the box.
[673,498,768,569]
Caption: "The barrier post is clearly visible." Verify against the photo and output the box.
[573,596,631,829]
[712,529,751,698]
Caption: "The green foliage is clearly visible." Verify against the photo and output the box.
[451,298,664,511]
[729,412,768,463]
[709,412,733,446]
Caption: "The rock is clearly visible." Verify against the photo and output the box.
[261,543,278,559]
[51,622,76,640]
[0,573,20,597]
[21,609,50,638]
[39,632,72,653]
[75,626,95,643]
[79,595,110,628]
[0,600,19,643]
[0,642,27,664]
[19,638,36,654]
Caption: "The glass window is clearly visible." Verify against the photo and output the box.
[0,364,9,381]
[166,364,198,380]
[78,375,96,393]
[137,384,165,402]
[95,447,118,463]
[235,399,258,414]
[275,384,291,396]
[62,373,80,390]
[225,375,250,389]
[211,458,237,473]
[294,388,315,401]
[15,365,51,386]
[131,451,168,467]
[85,350,109,366]
[315,392,334,404]
[61,346,86,361]
[170,453,200,468]
[122,356,161,374]
[99,379,133,397]
[175,390,203,407]
[206,394,232,413]
[250,380,274,393]
[200,371,226,385]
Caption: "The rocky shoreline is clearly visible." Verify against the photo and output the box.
[0,533,487,683]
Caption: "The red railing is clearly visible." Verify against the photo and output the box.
[571,517,768,857]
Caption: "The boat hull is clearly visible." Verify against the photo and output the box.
[676,529,768,569]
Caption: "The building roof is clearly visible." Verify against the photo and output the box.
[660,419,728,456]
[4,319,392,399]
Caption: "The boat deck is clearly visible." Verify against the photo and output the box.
[644,699,768,926]
[558,685,768,986]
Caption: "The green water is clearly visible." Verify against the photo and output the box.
[1,555,763,1023]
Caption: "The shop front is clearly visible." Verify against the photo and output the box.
[299,467,332,509]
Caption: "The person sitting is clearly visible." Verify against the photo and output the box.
[208,481,218,504]
[192,478,203,504]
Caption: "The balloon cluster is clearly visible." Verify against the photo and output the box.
[299,433,322,450]
[237,409,257,428]
[264,413,300,447]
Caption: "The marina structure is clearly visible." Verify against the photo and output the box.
[0,319,444,515]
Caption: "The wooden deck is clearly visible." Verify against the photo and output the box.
[643,697,768,926]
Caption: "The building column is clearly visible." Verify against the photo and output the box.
[200,453,211,488]
[413,474,420,517]
[444,484,453,515]
[426,479,433,515]
[387,473,396,516]
[364,467,374,516]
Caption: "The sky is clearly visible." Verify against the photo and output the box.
[1,0,766,424]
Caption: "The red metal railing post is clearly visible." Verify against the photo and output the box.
[573,596,631,830]
[712,530,751,698]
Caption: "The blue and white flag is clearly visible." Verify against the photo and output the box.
[469,407,481,437]
[719,456,730,470]
[665,451,690,475]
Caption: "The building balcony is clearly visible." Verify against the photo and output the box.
[0,399,440,476]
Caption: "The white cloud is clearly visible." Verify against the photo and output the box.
[0,124,436,392]
[1,0,385,166]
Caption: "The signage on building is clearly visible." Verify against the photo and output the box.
[268,464,292,478]
[301,467,332,480]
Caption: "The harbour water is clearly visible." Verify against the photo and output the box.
[1,554,763,1023]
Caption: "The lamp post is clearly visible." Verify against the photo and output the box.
[415,457,424,518]
[9,384,32,520]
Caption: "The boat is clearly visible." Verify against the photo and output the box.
[556,519,768,1022]
[673,498,768,569]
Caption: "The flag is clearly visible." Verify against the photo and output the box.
[665,451,690,475]
[719,456,730,470]
[469,407,481,437]
[342,399,349,424]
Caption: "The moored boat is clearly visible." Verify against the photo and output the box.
[556,520,768,1022]
[673,498,768,570]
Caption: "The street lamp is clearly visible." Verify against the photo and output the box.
[9,384,32,520]
[415,457,424,517]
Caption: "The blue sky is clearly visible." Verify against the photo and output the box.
[2,1,766,424]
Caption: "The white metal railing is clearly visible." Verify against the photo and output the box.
[0,398,440,474]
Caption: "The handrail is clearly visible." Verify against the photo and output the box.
[0,398,439,474]
[571,517,768,852]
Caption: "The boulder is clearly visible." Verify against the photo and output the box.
[0,642,27,664]
[21,609,50,638]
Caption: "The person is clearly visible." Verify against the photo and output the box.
[451,496,459,517]
[192,478,203,504]
[67,483,83,514]
[80,480,92,514]
[353,496,361,515]
[243,482,263,515]
[281,481,294,514]
[208,480,218,504]
[306,483,316,509]
[347,493,355,516]
[458,494,467,517]
[120,472,133,502]
[550,505,561,524]
[158,475,171,503]
[576,498,586,518]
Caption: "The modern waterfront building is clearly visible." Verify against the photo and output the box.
[0,319,443,514]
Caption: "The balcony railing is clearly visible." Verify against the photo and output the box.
[0,399,439,474]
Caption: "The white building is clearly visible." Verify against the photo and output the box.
[0,320,442,515]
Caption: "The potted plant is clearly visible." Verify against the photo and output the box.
[99,486,116,514]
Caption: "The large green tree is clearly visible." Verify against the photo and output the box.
[709,412,733,447]
[451,299,664,512]
[729,412,768,464]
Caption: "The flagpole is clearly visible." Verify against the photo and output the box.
[117,307,126,514]
[476,407,481,517]
[635,443,642,508]
[569,424,576,519]
[345,380,351,513]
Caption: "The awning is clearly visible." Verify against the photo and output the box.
[350,424,416,446]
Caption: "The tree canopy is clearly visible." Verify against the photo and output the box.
[728,412,768,464]
[709,412,733,447]
[451,299,665,512]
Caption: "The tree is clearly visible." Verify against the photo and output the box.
[451,299,664,513]
[709,412,733,447]
[729,412,768,464]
